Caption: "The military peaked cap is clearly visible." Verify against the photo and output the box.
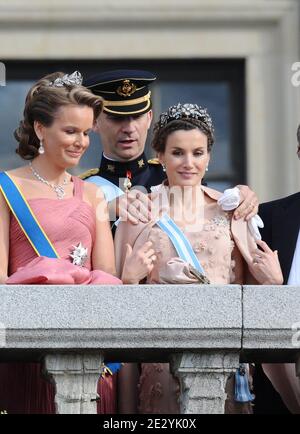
[84,69,156,116]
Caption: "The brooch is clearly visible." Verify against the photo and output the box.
[70,242,88,267]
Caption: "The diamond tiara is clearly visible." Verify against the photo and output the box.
[159,103,214,132]
[49,71,83,88]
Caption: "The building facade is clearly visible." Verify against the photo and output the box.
[0,0,299,201]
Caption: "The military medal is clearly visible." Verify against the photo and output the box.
[123,170,132,192]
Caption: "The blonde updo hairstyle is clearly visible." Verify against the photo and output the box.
[14,72,103,160]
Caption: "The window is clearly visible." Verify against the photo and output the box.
[0,60,245,190]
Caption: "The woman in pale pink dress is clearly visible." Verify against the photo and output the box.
[0,71,121,413]
[115,103,285,413]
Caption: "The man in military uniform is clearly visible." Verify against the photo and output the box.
[81,70,164,202]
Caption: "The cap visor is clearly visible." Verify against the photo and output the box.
[103,100,151,116]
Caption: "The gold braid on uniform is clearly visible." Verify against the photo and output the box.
[147,158,161,165]
[78,168,99,180]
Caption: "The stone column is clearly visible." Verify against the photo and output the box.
[44,353,104,414]
[170,351,240,414]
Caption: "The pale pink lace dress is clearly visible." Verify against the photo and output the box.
[138,201,243,413]
[0,176,121,414]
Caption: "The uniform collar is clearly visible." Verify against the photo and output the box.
[100,152,149,177]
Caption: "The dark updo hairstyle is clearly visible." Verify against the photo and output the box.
[152,103,214,154]
[14,71,103,160]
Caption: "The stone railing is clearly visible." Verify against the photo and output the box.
[0,284,299,414]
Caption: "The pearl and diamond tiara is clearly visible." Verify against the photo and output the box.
[48,70,83,88]
[158,103,214,133]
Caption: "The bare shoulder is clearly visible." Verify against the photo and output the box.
[0,166,29,208]
[81,180,109,224]
[5,166,29,178]
[81,179,105,205]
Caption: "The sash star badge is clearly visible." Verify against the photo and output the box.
[70,242,88,267]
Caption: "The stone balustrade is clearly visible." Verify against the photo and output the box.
[0,284,299,414]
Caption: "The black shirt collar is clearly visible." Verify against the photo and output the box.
[100,152,149,177]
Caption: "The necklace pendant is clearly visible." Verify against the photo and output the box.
[55,186,66,200]
[29,162,69,200]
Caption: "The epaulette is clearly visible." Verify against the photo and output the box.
[148,158,161,165]
[78,168,99,180]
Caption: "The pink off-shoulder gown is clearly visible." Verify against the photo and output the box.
[0,176,121,414]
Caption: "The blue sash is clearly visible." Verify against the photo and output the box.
[0,172,59,258]
[101,362,123,377]
[235,364,255,402]
[86,175,124,202]
[156,214,206,275]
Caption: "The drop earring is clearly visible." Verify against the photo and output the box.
[38,140,45,155]
[162,163,166,172]
[206,166,209,172]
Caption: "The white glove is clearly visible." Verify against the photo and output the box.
[217,187,240,210]
[150,184,161,193]
[218,187,264,240]
[247,214,264,240]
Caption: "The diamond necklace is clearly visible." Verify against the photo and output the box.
[29,162,69,200]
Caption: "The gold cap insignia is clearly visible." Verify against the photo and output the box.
[117,80,137,97]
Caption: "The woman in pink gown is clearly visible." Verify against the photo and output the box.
[0,71,121,414]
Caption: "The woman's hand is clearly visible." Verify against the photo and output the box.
[249,239,284,285]
[116,190,152,225]
[121,241,157,284]
[233,185,259,221]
